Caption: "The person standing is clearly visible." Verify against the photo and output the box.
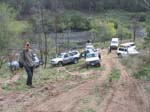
[20,42,35,88]
[108,46,111,54]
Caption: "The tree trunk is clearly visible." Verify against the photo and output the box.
[40,8,48,69]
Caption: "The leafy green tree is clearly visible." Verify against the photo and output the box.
[0,3,25,68]
[90,19,117,42]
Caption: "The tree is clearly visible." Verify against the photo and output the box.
[90,19,117,42]
[0,3,23,69]
[138,0,150,9]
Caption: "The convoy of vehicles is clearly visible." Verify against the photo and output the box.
[50,42,101,68]
[7,40,139,70]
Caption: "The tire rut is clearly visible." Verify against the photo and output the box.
[98,55,150,112]
[27,50,114,112]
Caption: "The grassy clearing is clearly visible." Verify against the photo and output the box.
[0,66,72,91]
[0,58,104,92]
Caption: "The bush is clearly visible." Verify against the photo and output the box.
[62,12,91,31]
[139,15,146,22]
[133,67,150,81]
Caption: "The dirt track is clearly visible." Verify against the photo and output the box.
[0,49,150,112]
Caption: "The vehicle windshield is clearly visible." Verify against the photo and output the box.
[86,53,97,58]
[71,52,78,55]
[111,41,118,44]
[86,46,93,49]
[119,47,127,51]
[56,53,64,58]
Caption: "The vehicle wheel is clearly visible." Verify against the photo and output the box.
[118,53,122,58]
[58,62,63,67]
[86,65,89,69]
[74,58,78,64]
[97,63,101,67]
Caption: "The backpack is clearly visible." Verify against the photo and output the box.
[19,61,24,68]
[19,50,25,68]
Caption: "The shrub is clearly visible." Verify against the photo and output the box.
[133,67,150,81]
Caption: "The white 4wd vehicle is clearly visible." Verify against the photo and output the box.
[117,42,139,57]
[50,52,77,66]
[33,54,40,68]
[117,47,139,57]
[69,50,80,59]
[85,43,94,51]
[86,52,101,68]
[120,42,136,49]
[110,38,119,49]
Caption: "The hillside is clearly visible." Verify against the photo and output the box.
[0,1,150,112]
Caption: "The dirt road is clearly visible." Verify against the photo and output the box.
[0,49,149,112]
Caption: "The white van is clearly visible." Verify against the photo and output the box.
[110,38,119,49]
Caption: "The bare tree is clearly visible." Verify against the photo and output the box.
[132,18,139,42]
[35,0,49,69]
[51,0,64,54]
[40,7,48,68]
[138,0,150,9]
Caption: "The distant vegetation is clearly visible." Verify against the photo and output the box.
[0,0,150,69]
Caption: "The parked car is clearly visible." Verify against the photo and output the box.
[33,54,40,68]
[80,49,94,58]
[120,42,136,49]
[117,46,139,57]
[50,52,77,66]
[69,50,80,60]
[8,61,20,70]
[110,38,119,49]
[86,52,101,68]
[85,43,94,51]
[8,54,40,69]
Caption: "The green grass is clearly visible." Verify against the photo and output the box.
[82,97,90,104]
[93,41,110,49]
[133,67,150,81]
[0,66,72,91]
[0,58,104,92]
[65,59,104,73]
[87,108,96,112]
[108,68,120,83]
[79,108,96,112]
[0,66,14,79]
